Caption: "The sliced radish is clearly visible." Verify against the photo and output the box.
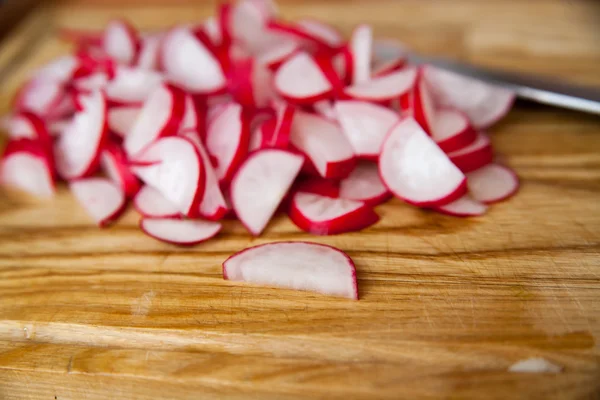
[3,112,51,143]
[293,177,340,198]
[289,191,379,235]
[131,136,205,217]
[399,72,436,134]
[33,56,79,83]
[434,195,487,217]
[134,185,179,218]
[54,91,107,179]
[103,19,140,65]
[261,102,294,149]
[101,141,140,197]
[48,119,70,137]
[257,41,299,70]
[349,24,372,85]
[295,19,343,50]
[107,106,140,138]
[344,66,417,101]
[467,163,519,204]
[14,79,64,117]
[423,66,515,129]
[372,56,406,77]
[313,100,337,121]
[447,132,493,173]
[379,117,466,207]
[105,66,163,104]
[124,84,186,156]
[180,95,199,132]
[205,102,250,185]
[290,111,356,179]
[223,242,358,299]
[137,33,164,70]
[1,139,54,197]
[140,217,222,246]
[431,108,476,153]
[161,27,226,94]
[274,52,333,104]
[339,162,391,206]
[334,100,399,159]
[231,149,304,235]
[70,178,126,227]
[200,17,222,47]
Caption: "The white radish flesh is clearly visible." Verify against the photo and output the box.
[447,132,493,173]
[134,185,180,218]
[141,217,222,245]
[467,163,519,204]
[1,140,54,197]
[103,20,139,65]
[296,19,343,49]
[349,24,372,85]
[274,52,332,103]
[105,66,163,104]
[70,178,126,227]
[108,106,141,138]
[431,109,476,153]
[434,195,487,217]
[345,66,417,101]
[339,162,391,206]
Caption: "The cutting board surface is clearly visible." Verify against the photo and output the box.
[0,1,600,399]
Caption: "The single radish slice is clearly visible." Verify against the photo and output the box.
[161,27,226,94]
[293,177,340,198]
[290,111,356,179]
[103,19,140,65]
[399,72,436,134]
[140,217,222,246]
[423,66,515,129]
[54,91,107,179]
[467,163,519,204]
[231,149,304,235]
[223,242,358,300]
[334,100,399,159]
[295,19,344,50]
[257,41,299,70]
[4,112,51,143]
[349,24,372,85]
[107,106,140,138]
[379,117,467,207]
[431,109,476,153]
[289,191,379,235]
[70,178,126,227]
[33,56,79,83]
[101,141,140,197]
[344,66,417,101]
[274,52,333,104]
[124,84,186,156]
[434,195,487,217]
[339,162,391,206]
[105,66,163,104]
[447,132,493,173]
[205,102,250,185]
[134,185,179,218]
[131,136,205,217]
[14,79,64,118]
[1,139,54,197]
[261,102,294,149]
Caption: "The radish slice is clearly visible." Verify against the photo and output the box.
[334,100,399,159]
[105,67,163,104]
[447,132,493,173]
[73,72,109,93]
[434,195,487,217]
[295,19,343,50]
[161,27,226,94]
[124,84,186,156]
[4,112,51,143]
[33,56,79,83]
[180,95,199,132]
[108,106,140,138]
[101,141,140,197]
[349,24,372,85]
[205,102,250,185]
[223,242,358,300]
[258,41,299,69]
[313,100,337,121]
[14,79,64,117]
[103,19,139,65]
[131,136,206,217]
[344,66,417,101]
[261,103,294,149]
[201,17,222,47]
[289,191,379,235]
[134,185,179,218]
[423,66,515,129]
[274,52,333,104]
[54,91,107,179]
[467,163,519,204]
[379,117,467,207]
[293,177,340,198]
[339,162,391,206]
[399,72,436,134]
[431,109,476,153]
[1,139,54,197]
[140,217,222,246]
[372,56,406,77]
[137,33,164,70]
[290,111,356,179]
[231,149,304,235]
[70,178,126,227]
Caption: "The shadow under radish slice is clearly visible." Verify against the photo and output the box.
[467,163,519,204]
[431,109,476,153]
[134,185,180,218]
[434,195,487,217]
[379,117,467,207]
[108,106,140,138]
[334,100,399,159]
[274,52,333,104]
[231,148,304,235]
[1,139,55,197]
[344,66,417,102]
[446,132,493,173]
[103,19,140,65]
[70,177,126,227]
[140,218,222,246]
[101,141,141,198]
[223,241,358,300]
[349,24,372,85]
[339,162,391,207]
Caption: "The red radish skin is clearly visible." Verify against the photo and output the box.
[289,191,379,235]
[70,177,126,227]
[274,52,333,104]
[467,163,519,204]
[223,241,358,300]
[434,195,487,217]
[447,132,494,173]
[134,185,180,218]
[231,148,304,235]
[431,108,476,153]
[379,117,467,207]
[108,106,140,138]
[140,217,222,246]
[180,95,199,132]
[103,19,140,65]
[1,139,55,197]
[349,24,372,85]
[344,66,417,102]
[399,71,436,134]
[101,141,141,197]
[339,162,391,207]
[260,103,294,149]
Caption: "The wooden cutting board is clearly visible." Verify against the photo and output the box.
[1,1,599,399]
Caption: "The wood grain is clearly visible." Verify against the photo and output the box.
[1,1,600,399]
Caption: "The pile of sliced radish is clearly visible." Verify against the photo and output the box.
[0,0,520,296]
